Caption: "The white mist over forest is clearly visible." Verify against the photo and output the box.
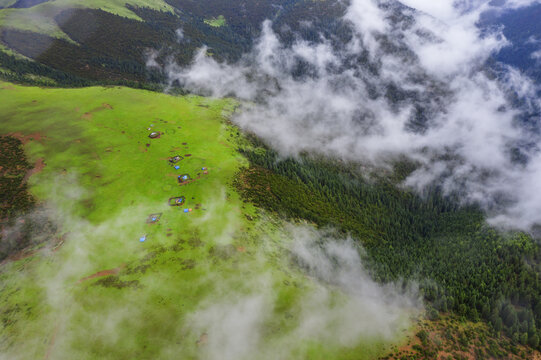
[164,0,541,230]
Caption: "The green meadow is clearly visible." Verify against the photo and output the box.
[0,82,412,359]
[204,15,226,28]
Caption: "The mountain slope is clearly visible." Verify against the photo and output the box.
[0,81,417,360]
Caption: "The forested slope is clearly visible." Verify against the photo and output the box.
[237,143,541,351]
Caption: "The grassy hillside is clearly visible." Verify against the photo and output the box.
[381,314,539,359]
[0,0,173,38]
[204,15,226,28]
[0,82,413,359]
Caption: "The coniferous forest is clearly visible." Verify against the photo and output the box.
[237,143,541,350]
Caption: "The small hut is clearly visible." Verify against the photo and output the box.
[169,155,183,164]
[169,196,186,206]
[146,213,162,224]
[178,174,192,183]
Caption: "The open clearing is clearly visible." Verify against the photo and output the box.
[204,15,226,27]
[0,82,410,359]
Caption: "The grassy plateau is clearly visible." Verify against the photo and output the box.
[0,82,414,360]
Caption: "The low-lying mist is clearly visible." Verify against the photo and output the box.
[1,178,420,359]
[184,224,420,360]
[160,0,541,231]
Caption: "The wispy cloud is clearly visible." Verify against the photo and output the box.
[184,224,420,360]
[163,0,541,230]
[175,27,184,42]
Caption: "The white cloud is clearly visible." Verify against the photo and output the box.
[503,0,541,9]
[399,0,456,19]
[163,0,541,230]
[176,27,184,42]
[188,291,273,360]
[526,35,541,44]
[184,225,420,360]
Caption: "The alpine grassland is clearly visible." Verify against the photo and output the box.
[0,82,412,359]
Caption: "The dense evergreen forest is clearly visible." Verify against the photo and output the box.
[236,142,541,350]
[0,0,353,87]
[0,5,252,86]
[0,136,56,261]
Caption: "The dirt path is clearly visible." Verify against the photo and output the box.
[0,234,65,267]
[23,158,45,182]
[80,103,113,120]
[6,132,45,144]
[44,322,61,360]
[78,264,126,283]
[0,247,38,266]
